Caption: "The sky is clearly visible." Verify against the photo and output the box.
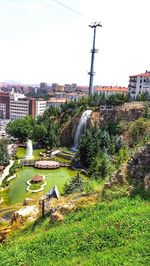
[0,0,150,86]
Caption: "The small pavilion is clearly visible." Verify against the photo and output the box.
[31,175,43,183]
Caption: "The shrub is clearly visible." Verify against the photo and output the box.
[64,172,87,194]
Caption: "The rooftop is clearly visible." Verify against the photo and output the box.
[31,175,43,183]
[130,71,150,78]
[47,98,68,103]
[95,86,128,92]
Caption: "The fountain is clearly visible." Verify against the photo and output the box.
[72,110,92,151]
[26,139,33,159]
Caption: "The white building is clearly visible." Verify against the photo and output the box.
[46,98,67,108]
[35,100,46,117]
[95,86,128,95]
[129,70,150,98]
[9,93,35,119]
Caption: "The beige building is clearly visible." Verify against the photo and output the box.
[46,98,67,108]
[35,100,46,117]
[9,93,35,119]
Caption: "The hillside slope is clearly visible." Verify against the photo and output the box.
[0,196,150,266]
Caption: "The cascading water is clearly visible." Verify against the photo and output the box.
[26,139,33,159]
[72,110,92,151]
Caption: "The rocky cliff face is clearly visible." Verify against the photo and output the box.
[105,143,150,192]
[89,102,145,127]
[60,112,82,146]
[60,102,145,146]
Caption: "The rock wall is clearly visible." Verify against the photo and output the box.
[60,112,83,146]
[89,102,145,127]
[60,102,145,146]
[105,143,150,191]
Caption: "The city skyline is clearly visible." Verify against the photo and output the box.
[0,0,150,86]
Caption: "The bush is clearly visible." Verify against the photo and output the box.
[64,172,87,194]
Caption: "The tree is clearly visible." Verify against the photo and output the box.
[89,153,113,179]
[128,118,148,144]
[115,146,129,168]
[64,172,87,194]
[32,124,47,144]
[0,138,9,165]
[6,116,33,141]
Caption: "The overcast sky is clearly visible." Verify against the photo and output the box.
[0,0,150,86]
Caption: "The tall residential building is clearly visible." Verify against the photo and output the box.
[129,70,150,98]
[35,100,46,117]
[39,82,48,93]
[9,93,35,119]
[0,92,10,119]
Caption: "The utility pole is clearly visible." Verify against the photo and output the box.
[88,22,102,95]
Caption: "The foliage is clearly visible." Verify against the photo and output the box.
[64,172,87,194]
[89,153,114,179]
[76,127,121,169]
[9,161,22,176]
[115,146,129,168]
[135,91,150,101]
[143,102,150,119]
[6,116,34,141]
[128,118,150,144]
[32,124,47,144]
[0,138,9,165]
[88,92,129,106]
[0,197,149,265]
[1,161,22,188]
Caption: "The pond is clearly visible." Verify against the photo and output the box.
[7,166,80,205]
[16,147,46,160]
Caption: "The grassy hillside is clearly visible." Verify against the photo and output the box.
[0,196,150,266]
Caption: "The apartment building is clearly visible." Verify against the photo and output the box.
[128,70,150,98]
[9,93,35,119]
[0,92,10,119]
[35,100,46,117]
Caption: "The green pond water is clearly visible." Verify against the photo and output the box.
[7,166,79,205]
[16,147,46,159]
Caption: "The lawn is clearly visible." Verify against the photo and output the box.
[0,196,150,266]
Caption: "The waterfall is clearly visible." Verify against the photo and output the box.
[26,139,33,159]
[72,110,92,151]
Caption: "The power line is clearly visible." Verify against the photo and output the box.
[36,0,89,21]
[36,0,71,17]
[52,0,84,18]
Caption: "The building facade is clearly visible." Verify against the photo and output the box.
[128,70,150,98]
[9,93,35,119]
[95,86,128,95]
[0,92,10,119]
[46,98,67,108]
[35,100,46,117]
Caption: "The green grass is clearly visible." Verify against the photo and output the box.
[0,196,150,266]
